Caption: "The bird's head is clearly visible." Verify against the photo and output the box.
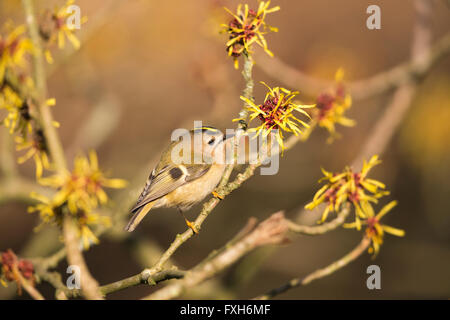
[191,126,235,163]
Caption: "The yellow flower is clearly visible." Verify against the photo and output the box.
[78,211,111,250]
[0,23,33,82]
[28,151,126,249]
[0,86,32,135]
[344,200,405,257]
[38,151,127,213]
[28,191,60,224]
[9,98,58,178]
[15,130,50,179]
[53,0,85,49]
[28,193,111,250]
[221,1,279,69]
[305,155,389,223]
[40,0,87,63]
[312,69,355,143]
[237,82,314,151]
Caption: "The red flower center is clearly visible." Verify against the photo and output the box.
[227,10,263,56]
[258,96,288,129]
[52,15,65,29]
[316,93,335,119]
[8,39,19,55]
[366,217,379,235]
[324,188,337,205]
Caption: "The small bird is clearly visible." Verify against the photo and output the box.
[125,126,234,233]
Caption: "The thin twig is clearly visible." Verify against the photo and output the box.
[0,177,50,205]
[101,269,185,296]
[287,206,350,235]
[64,269,185,298]
[34,269,67,300]
[144,212,289,300]
[227,203,350,290]
[16,274,45,300]
[196,217,259,268]
[255,32,450,100]
[238,55,255,127]
[350,84,416,169]
[254,236,371,299]
[218,55,255,188]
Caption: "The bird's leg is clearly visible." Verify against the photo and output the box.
[178,208,198,234]
[212,190,223,200]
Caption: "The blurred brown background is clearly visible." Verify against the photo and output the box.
[1,0,449,299]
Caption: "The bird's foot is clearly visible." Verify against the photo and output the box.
[212,191,223,200]
[185,219,199,234]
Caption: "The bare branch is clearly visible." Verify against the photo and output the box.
[255,32,449,100]
[254,236,371,299]
[64,269,185,298]
[62,217,103,299]
[350,84,416,169]
[144,212,289,300]
[101,269,185,297]
[0,177,50,205]
[287,206,350,235]
[16,272,45,300]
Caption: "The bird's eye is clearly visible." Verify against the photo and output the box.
[208,137,215,145]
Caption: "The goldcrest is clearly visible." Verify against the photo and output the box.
[125,126,234,233]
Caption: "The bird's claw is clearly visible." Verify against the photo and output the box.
[212,191,223,200]
[185,219,199,234]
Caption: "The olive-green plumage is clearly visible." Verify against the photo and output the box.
[125,127,233,232]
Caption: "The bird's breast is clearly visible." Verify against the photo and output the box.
[165,164,226,210]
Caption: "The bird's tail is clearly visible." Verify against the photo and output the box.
[124,201,155,232]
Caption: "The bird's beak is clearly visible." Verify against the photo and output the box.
[223,132,235,141]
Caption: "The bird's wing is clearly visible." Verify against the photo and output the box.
[130,163,211,213]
